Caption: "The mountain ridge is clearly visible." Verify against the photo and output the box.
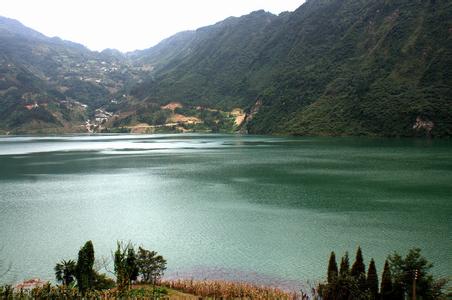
[0,0,451,136]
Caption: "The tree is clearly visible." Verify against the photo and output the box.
[126,247,139,284]
[327,251,338,283]
[380,259,393,300]
[114,242,129,293]
[339,251,350,277]
[136,246,167,299]
[351,247,366,278]
[351,246,366,292]
[388,248,446,300]
[113,241,139,293]
[54,259,76,286]
[366,258,378,299]
[75,241,95,294]
[136,246,167,285]
[322,248,448,300]
[320,273,369,300]
[152,256,166,281]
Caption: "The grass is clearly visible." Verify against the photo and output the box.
[2,280,307,299]
[161,279,302,299]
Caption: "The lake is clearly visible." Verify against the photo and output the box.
[0,134,451,289]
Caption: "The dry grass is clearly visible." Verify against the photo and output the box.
[2,281,314,299]
[161,279,304,299]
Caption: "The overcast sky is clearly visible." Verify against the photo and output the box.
[1,0,305,52]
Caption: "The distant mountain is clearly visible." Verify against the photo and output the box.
[1,0,451,136]
[0,16,145,133]
[127,31,196,69]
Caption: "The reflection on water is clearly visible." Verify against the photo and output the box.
[0,134,451,286]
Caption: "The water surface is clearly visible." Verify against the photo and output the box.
[0,134,450,288]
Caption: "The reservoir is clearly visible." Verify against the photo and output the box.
[0,134,450,287]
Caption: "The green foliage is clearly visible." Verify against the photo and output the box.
[129,0,452,137]
[101,126,130,133]
[381,260,394,300]
[327,251,338,284]
[92,271,115,290]
[145,110,170,126]
[0,283,166,299]
[75,240,95,294]
[112,242,167,297]
[44,241,167,298]
[62,79,110,108]
[322,249,369,300]
[387,248,448,300]
[113,241,139,293]
[351,249,365,276]
[1,1,452,136]
[114,242,128,293]
[136,246,167,285]
[54,259,76,286]
[366,258,378,300]
[0,16,140,133]
[126,286,167,298]
[322,247,449,300]
[351,246,367,292]
[339,251,350,277]
[198,109,236,133]
[320,273,369,300]
[0,285,13,299]
[126,247,139,282]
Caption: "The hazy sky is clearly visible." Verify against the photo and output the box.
[1,0,305,52]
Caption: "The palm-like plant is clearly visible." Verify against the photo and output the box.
[54,259,76,286]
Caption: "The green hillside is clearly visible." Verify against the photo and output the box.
[0,16,145,133]
[129,0,452,137]
[1,0,451,136]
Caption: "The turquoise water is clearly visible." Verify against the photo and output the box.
[0,134,450,288]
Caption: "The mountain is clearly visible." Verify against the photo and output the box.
[129,10,278,109]
[1,0,451,136]
[128,0,452,137]
[0,16,147,133]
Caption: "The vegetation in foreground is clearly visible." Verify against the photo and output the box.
[319,247,450,300]
[160,279,300,299]
[0,241,450,299]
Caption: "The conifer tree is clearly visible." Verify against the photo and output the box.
[75,241,95,295]
[351,247,365,277]
[339,251,350,277]
[327,251,338,283]
[351,246,366,292]
[380,259,393,300]
[367,258,379,299]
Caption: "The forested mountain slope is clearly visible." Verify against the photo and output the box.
[1,0,451,136]
[128,0,452,137]
[0,16,144,132]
